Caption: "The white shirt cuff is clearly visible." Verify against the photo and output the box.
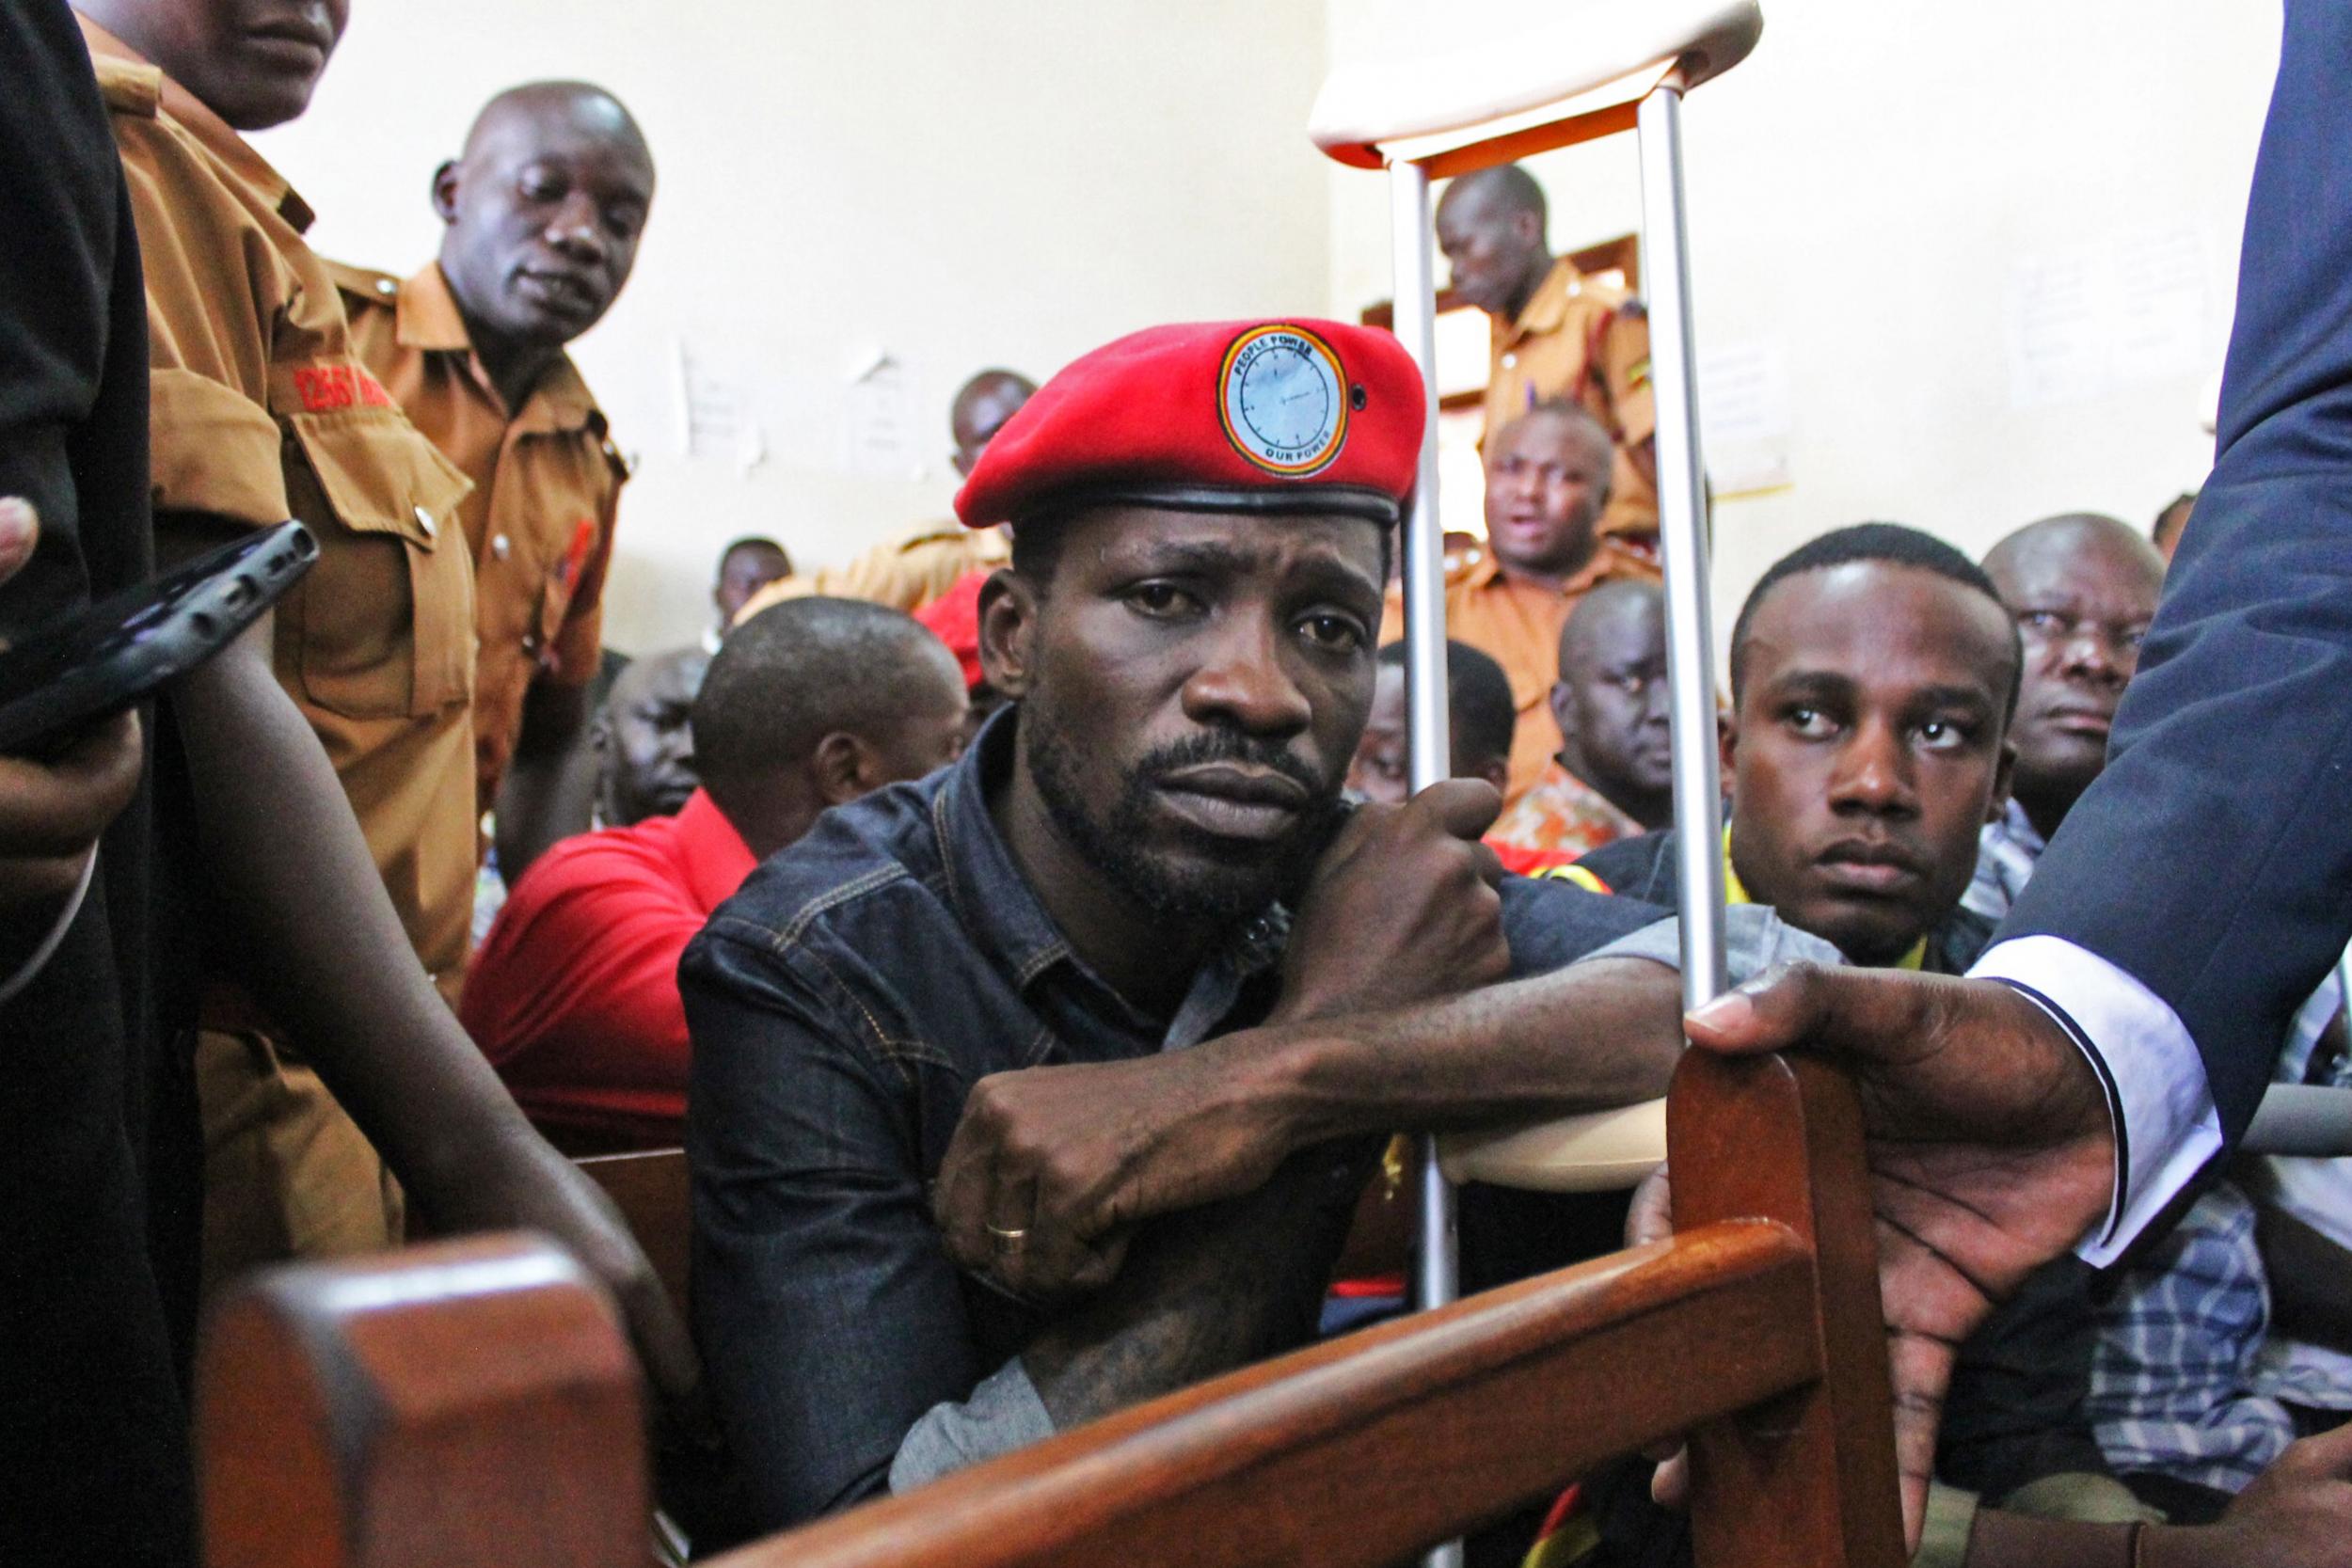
[1967,934,2223,1267]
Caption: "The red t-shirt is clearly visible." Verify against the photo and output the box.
[461,788,756,1148]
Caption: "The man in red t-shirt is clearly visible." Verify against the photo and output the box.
[462,597,969,1149]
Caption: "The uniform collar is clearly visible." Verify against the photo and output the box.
[1500,256,1587,350]
[396,262,604,436]
[1460,535,1628,597]
[77,16,315,232]
[674,789,758,912]
[1722,825,1927,972]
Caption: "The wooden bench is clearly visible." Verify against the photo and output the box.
[576,1147,692,1315]
[196,1052,1903,1568]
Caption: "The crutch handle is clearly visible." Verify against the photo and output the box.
[1438,1099,1667,1193]
[1309,0,1762,169]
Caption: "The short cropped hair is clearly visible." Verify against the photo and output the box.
[691,596,951,800]
[1377,638,1517,768]
[1729,522,2018,708]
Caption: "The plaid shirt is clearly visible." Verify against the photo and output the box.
[2086,1182,2296,1492]
[1962,799,2045,923]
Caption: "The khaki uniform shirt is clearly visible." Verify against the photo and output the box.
[734,522,1009,626]
[1382,540,1656,807]
[88,21,478,993]
[1483,257,1659,546]
[334,261,626,813]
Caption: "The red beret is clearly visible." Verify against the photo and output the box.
[914,569,988,692]
[954,319,1424,531]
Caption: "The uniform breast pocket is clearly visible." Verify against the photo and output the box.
[279,408,476,720]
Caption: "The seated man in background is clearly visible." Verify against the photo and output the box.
[1964,513,2165,922]
[592,644,710,830]
[1490,578,1674,863]
[464,598,966,1151]
[709,534,790,649]
[735,368,1035,620]
[1348,638,1515,804]
[680,320,1833,1530]
[1388,401,1655,807]
[1569,525,2134,1566]
[332,82,656,883]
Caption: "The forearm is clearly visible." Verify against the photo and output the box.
[1022,1138,1375,1431]
[171,619,534,1193]
[1963,1513,2244,1568]
[492,679,592,881]
[1239,957,1683,1154]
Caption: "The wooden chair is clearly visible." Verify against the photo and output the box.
[197,1052,1903,1568]
[577,1147,692,1315]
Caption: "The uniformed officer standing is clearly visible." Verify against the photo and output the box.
[70,2,692,1403]
[732,368,1033,623]
[334,81,655,878]
[1436,163,1661,558]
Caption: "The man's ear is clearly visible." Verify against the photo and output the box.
[430,160,462,225]
[1510,207,1544,255]
[1717,708,1739,780]
[1548,678,1573,741]
[1988,736,2018,825]
[1477,756,1510,796]
[811,731,876,806]
[977,567,1038,699]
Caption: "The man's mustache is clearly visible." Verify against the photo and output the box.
[1130,731,1329,798]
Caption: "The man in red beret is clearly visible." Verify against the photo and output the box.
[679,320,1836,1532]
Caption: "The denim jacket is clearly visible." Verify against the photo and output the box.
[679,712,1676,1528]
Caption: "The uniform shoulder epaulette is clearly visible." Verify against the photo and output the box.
[92,56,161,119]
[325,259,402,309]
[896,523,967,552]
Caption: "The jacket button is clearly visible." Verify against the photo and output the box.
[413,505,437,539]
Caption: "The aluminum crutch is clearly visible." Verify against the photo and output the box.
[1309,15,1766,1513]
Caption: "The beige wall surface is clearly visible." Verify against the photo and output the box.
[1326,0,2282,624]
[256,1,1331,652]
[254,3,2284,652]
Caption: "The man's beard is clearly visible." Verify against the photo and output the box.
[1025,705,1344,925]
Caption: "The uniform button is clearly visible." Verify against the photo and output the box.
[1501,353,1518,369]
[492,533,512,560]
[522,633,540,654]
[413,505,436,538]
[376,277,397,295]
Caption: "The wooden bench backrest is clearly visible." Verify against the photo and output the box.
[199,1053,1903,1568]
[576,1147,691,1314]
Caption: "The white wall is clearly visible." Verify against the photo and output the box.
[256,1,1330,652]
[260,3,2284,652]
[1326,0,2282,619]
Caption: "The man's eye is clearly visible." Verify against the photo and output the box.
[522,178,564,202]
[2121,626,2149,651]
[1916,720,1970,751]
[2020,610,2067,633]
[1785,706,1836,737]
[604,208,641,240]
[1297,613,1365,652]
[1125,582,1193,617]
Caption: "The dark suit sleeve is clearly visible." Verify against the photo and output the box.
[1996,0,2352,1142]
